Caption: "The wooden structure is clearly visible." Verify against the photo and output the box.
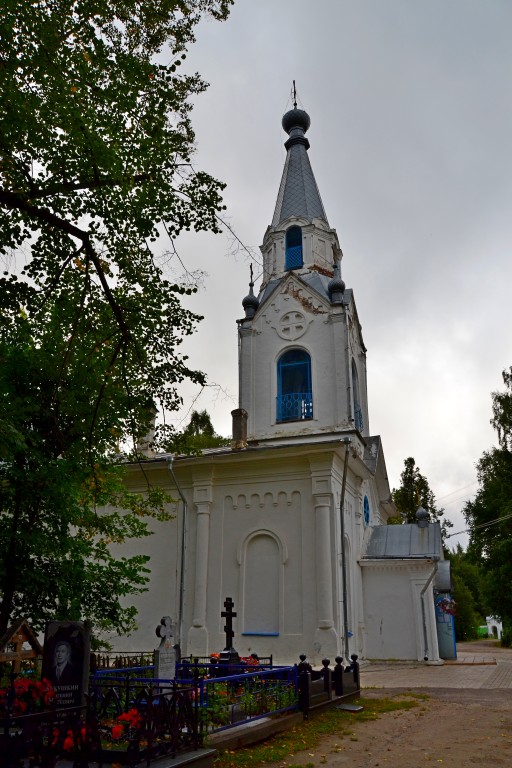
[0,618,43,674]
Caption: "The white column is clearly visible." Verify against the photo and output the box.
[192,501,211,628]
[187,479,213,656]
[314,494,334,629]
[309,458,338,663]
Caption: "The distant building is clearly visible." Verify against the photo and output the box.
[108,105,447,664]
[486,616,503,640]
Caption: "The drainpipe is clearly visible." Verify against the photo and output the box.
[167,456,187,655]
[420,557,440,661]
[339,437,351,660]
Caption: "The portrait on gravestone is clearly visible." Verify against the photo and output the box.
[42,621,91,707]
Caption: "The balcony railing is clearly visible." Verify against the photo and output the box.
[285,245,303,269]
[277,392,313,422]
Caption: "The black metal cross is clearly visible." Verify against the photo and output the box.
[221,596,237,651]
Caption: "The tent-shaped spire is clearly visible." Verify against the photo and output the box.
[271,107,328,227]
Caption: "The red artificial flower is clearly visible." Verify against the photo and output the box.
[14,679,30,695]
[111,724,124,740]
[117,708,142,729]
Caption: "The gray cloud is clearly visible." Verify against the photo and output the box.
[168,0,512,547]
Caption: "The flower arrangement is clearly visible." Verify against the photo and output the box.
[438,596,457,616]
[0,677,55,717]
[111,707,143,742]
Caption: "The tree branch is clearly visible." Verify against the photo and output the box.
[9,170,181,200]
[0,188,131,339]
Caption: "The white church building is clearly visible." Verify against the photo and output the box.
[111,106,448,665]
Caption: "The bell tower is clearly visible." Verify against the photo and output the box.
[238,105,369,444]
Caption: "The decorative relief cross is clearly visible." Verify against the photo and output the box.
[277,310,307,340]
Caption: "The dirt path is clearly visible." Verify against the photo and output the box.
[315,689,512,767]
[262,640,512,768]
[257,689,512,768]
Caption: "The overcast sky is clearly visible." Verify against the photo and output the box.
[164,0,512,548]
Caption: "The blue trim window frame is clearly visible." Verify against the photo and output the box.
[276,348,313,422]
[285,226,303,270]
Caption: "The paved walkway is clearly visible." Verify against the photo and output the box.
[360,639,512,690]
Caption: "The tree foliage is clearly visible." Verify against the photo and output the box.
[391,457,451,538]
[491,367,512,451]
[166,409,230,455]
[465,368,512,627]
[0,0,232,635]
[446,544,486,641]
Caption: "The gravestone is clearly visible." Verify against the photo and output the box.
[41,620,91,708]
[154,616,176,681]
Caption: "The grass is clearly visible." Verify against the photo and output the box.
[213,694,424,768]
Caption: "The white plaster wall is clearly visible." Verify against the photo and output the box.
[362,565,416,659]
[101,442,396,665]
[361,562,440,660]
[240,280,353,441]
[193,456,327,665]
[103,509,181,652]
[331,470,366,661]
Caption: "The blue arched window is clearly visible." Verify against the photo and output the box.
[276,349,313,422]
[285,226,303,270]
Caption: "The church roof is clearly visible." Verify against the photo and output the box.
[272,107,329,227]
[363,522,442,560]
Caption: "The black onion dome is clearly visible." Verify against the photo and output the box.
[328,262,345,302]
[282,108,311,135]
[242,283,259,319]
[328,274,345,294]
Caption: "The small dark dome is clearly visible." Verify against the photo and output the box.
[416,506,430,527]
[242,284,259,319]
[282,108,311,135]
[328,274,345,295]
[328,262,345,302]
[242,290,259,311]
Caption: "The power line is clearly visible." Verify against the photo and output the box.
[442,492,477,509]
[436,480,478,503]
[445,510,512,539]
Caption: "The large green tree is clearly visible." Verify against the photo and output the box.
[0,0,232,635]
[166,409,230,455]
[465,367,512,629]
[391,456,452,538]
